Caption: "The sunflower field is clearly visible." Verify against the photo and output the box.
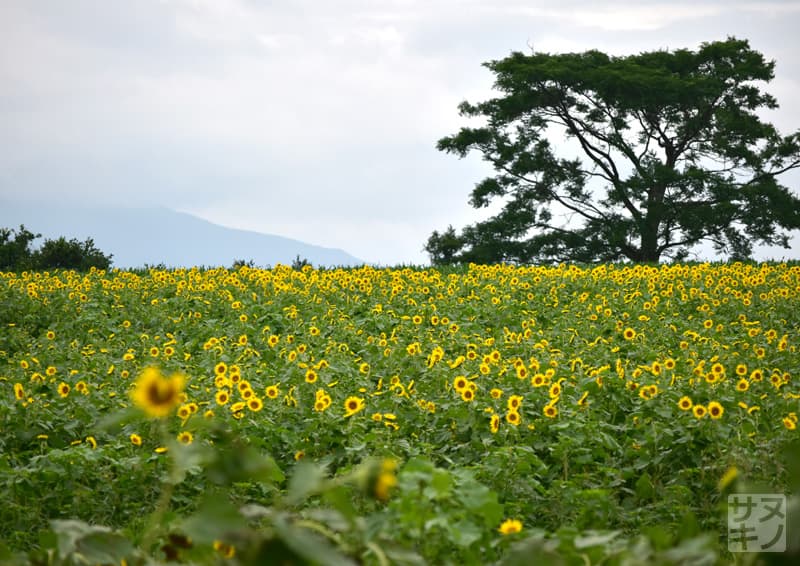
[1,262,799,565]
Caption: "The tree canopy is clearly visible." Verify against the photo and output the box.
[427,38,800,264]
[0,225,113,271]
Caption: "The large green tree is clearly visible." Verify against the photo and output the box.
[428,38,800,264]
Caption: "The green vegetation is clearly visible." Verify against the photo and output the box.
[0,225,113,271]
[1,262,799,564]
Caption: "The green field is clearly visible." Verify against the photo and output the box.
[2,263,799,564]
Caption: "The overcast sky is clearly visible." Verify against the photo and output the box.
[2,0,799,265]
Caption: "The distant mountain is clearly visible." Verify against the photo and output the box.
[0,201,363,268]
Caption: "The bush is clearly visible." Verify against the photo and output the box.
[0,226,113,271]
[0,225,39,270]
[31,236,112,271]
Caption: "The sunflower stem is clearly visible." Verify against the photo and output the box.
[140,420,176,556]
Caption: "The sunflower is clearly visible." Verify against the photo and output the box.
[177,404,193,420]
[784,417,797,431]
[214,362,227,376]
[543,404,558,418]
[177,431,194,445]
[305,369,318,384]
[14,383,25,401]
[678,396,693,411]
[489,414,500,434]
[735,379,749,392]
[58,382,70,398]
[507,395,523,411]
[460,388,475,402]
[344,396,365,417]
[265,385,279,399]
[498,519,522,535]
[130,367,185,418]
[247,397,263,412]
[215,390,230,405]
[623,328,636,340]
[505,410,521,426]
[531,374,546,387]
[372,458,398,501]
[707,401,724,419]
[453,376,468,392]
[130,433,142,446]
[490,388,503,399]
[213,541,235,559]
[693,405,707,419]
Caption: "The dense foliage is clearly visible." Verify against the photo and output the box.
[0,225,113,271]
[1,263,799,564]
[429,38,800,264]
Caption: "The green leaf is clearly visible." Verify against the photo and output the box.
[323,485,359,522]
[430,468,454,499]
[273,516,357,566]
[179,494,247,544]
[635,472,655,501]
[381,544,426,566]
[75,531,135,564]
[573,530,621,549]
[286,461,327,505]
[502,533,565,566]
[51,519,106,559]
[450,520,483,548]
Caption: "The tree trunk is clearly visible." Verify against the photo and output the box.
[639,217,661,263]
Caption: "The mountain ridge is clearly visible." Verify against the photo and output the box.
[0,200,363,269]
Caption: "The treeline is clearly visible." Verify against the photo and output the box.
[0,225,112,271]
